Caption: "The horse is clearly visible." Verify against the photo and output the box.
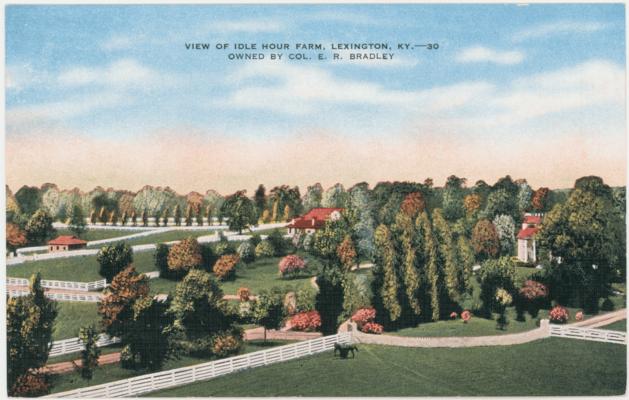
[334,343,359,359]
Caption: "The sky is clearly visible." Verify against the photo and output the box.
[5,4,627,194]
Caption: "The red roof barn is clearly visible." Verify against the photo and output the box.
[286,208,343,235]
[48,235,88,252]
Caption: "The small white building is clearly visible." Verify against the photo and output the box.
[517,214,541,263]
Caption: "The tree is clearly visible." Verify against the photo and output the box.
[537,176,623,311]
[90,210,98,225]
[477,257,516,317]
[141,209,148,227]
[336,235,357,271]
[313,218,348,265]
[252,287,286,341]
[222,190,256,234]
[162,208,170,226]
[303,183,323,211]
[314,267,345,335]
[418,211,441,321]
[15,186,43,216]
[155,243,171,278]
[283,204,292,221]
[121,210,128,226]
[196,207,204,226]
[400,192,425,218]
[109,209,118,226]
[464,194,481,217]
[68,205,87,237]
[254,184,267,219]
[75,325,101,381]
[471,219,499,260]
[6,223,27,255]
[126,296,174,371]
[97,242,134,281]
[531,187,550,212]
[131,210,137,226]
[442,175,466,221]
[493,214,516,256]
[482,189,517,221]
[206,205,213,226]
[432,209,461,303]
[517,182,533,216]
[99,207,107,225]
[154,212,161,227]
[168,270,232,340]
[185,205,193,226]
[167,237,202,276]
[98,266,149,338]
[374,225,401,322]
[322,183,348,208]
[348,183,376,260]
[174,204,182,226]
[25,209,56,245]
[393,209,422,319]
[7,273,58,394]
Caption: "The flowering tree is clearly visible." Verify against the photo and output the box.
[350,308,383,334]
[492,214,516,256]
[278,254,306,277]
[6,223,27,255]
[549,305,569,324]
[464,193,481,217]
[213,254,240,281]
[167,237,202,275]
[471,219,499,260]
[336,235,357,271]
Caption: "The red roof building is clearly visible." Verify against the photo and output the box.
[48,235,88,252]
[517,213,542,263]
[286,208,343,236]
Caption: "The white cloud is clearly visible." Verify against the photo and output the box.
[222,61,491,115]
[513,21,609,42]
[209,19,285,33]
[6,63,49,91]
[456,46,524,65]
[57,59,163,89]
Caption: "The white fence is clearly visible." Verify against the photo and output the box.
[550,325,627,344]
[47,332,352,398]
[7,277,106,292]
[50,334,121,358]
[8,290,101,303]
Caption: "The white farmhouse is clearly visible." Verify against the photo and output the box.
[517,214,542,263]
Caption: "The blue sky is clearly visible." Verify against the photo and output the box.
[5,4,626,193]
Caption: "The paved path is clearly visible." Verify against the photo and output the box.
[44,328,320,375]
[346,308,627,349]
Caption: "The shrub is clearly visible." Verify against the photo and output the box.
[361,322,384,334]
[120,345,135,369]
[255,241,275,258]
[461,310,472,323]
[237,242,256,263]
[10,373,49,397]
[549,305,569,324]
[267,229,288,256]
[97,242,133,282]
[601,298,615,311]
[237,287,251,302]
[289,311,322,332]
[295,286,317,312]
[302,233,314,251]
[248,234,262,247]
[212,332,243,358]
[495,288,513,307]
[279,254,307,277]
[575,311,584,321]
[167,237,202,274]
[450,312,458,319]
[351,308,376,326]
[213,254,240,281]
[477,257,516,316]
[519,280,548,301]
[215,241,236,256]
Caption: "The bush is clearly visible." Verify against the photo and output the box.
[477,257,516,316]
[278,254,307,277]
[10,373,49,397]
[361,322,384,334]
[97,242,133,282]
[249,234,262,247]
[237,242,256,264]
[255,241,275,258]
[120,345,135,369]
[295,286,317,313]
[351,308,376,326]
[213,254,240,281]
[461,310,472,323]
[215,241,236,256]
[267,229,288,256]
[167,237,202,274]
[289,311,322,332]
[519,280,549,301]
[237,287,251,302]
[601,298,615,311]
[549,305,569,324]
[212,332,243,358]
[302,233,314,252]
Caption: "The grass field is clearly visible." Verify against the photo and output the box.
[146,338,626,397]
[56,228,144,242]
[49,340,293,394]
[7,250,157,281]
[149,255,317,296]
[112,229,224,247]
[53,302,101,340]
[600,319,626,331]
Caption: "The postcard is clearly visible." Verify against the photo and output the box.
[4,2,627,398]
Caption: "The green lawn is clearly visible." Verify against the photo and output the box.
[146,338,626,397]
[150,255,317,296]
[56,228,144,242]
[600,319,626,332]
[54,302,101,340]
[7,250,157,282]
[49,340,293,394]
[112,229,224,247]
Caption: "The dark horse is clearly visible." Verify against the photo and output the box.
[334,343,358,359]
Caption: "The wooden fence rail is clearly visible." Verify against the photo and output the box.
[49,334,121,357]
[46,332,352,398]
[549,325,626,344]
[8,290,101,303]
[7,277,107,292]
